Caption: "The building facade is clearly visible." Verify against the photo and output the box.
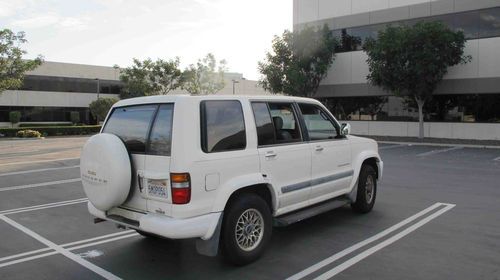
[294,0,500,125]
[0,61,267,127]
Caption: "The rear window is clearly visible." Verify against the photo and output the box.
[201,100,246,153]
[103,104,157,153]
[147,104,174,156]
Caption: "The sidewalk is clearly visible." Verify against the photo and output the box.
[365,135,500,149]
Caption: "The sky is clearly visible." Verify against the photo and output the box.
[0,0,292,80]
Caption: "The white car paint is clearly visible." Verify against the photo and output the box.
[82,95,383,243]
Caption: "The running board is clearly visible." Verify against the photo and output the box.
[273,197,351,227]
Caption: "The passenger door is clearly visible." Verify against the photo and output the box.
[251,102,311,215]
[102,104,159,212]
[297,103,352,205]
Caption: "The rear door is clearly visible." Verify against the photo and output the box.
[102,104,158,212]
[251,102,311,215]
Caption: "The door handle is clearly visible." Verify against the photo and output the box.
[265,151,277,158]
[315,145,324,152]
[137,174,143,192]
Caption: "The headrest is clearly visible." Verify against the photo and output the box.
[272,116,283,130]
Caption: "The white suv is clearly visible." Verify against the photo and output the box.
[80,95,383,265]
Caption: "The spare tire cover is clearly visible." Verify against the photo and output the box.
[80,133,131,211]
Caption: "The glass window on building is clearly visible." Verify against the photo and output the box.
[455,10,480,39]
[480,7,500,38]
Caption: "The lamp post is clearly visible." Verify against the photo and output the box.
[95,78,100,99]
[232,79,239,95]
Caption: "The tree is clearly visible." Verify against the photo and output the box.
[89,97,119,123]
[364,21,470,139]
[9,111,21,127]
[0,29,43,94]
[182,53,227,95]
[359,96,388,120]
[70,111,80,124]
[258,25,337,97]
[119,58,183,99]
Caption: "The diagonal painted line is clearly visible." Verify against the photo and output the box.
[286,202,446,280]
[0,165,80,177]
[0,178,81,192]
[0,198,88,215]
[493,156,500,161]
[416,146,463,157]
[0,233,139,268]
[0,215,122,279]
[314,203,456,280]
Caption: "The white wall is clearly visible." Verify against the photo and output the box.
[0,90,119,108]
[28,61,121,80]
[321,38,500,85]
[344,120,500,140]
[295,0,437,24]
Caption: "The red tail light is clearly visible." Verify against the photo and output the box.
[171,173,191,204]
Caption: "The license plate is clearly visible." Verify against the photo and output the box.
[147,179,168,199]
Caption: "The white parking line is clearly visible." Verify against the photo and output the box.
[314,203,455,280]
[286,202,452,280]
[0,233,139,268]
[493,156,500,161]
[0,215,122,280]
[0,165,80,177]
[0,198,88,215]
[378,144,406,150]
[0,157,80,167]
[0,230,134,265]
[416,146,463,157]
[0,178,81,192]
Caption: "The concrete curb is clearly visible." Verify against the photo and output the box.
[377,141,500,149]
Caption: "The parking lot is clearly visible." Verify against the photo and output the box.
[0,137,499,280]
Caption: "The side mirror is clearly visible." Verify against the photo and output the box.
[341,123,351,136]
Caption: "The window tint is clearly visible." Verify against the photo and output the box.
[299,103,338,141]
[268,103,302,143]
[148,104,174,156]
[103,104,157,153]
[201,100,246,153]
[251,102,275,146]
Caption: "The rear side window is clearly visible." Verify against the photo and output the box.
[268,102,302,143]
[148,104,174,156]
[103,104,157,153]
[201,100,246,153]
[251,102,275,146]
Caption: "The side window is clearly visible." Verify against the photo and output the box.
[268,102,302,143]
[251,102,275,146]
[103,104,157,153]
[299,103,338,141]
[148,104,174,156]
[201,100,246,153]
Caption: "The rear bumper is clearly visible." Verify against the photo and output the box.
[88,202,222,240]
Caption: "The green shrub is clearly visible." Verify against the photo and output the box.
[0,125,101,137]
[19,123,72,127]
[9,111,21,126]
[70,111,80,124]
[16,129,42,138]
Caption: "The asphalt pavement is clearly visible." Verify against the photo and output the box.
[0,137,499,280]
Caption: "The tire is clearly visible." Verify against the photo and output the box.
[351,164,377,213]
[221,193,272,266]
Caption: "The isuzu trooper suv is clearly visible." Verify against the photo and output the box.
[80,95,383,265]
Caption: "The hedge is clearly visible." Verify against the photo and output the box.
[0,125,102,137]
[19,123,73,127]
